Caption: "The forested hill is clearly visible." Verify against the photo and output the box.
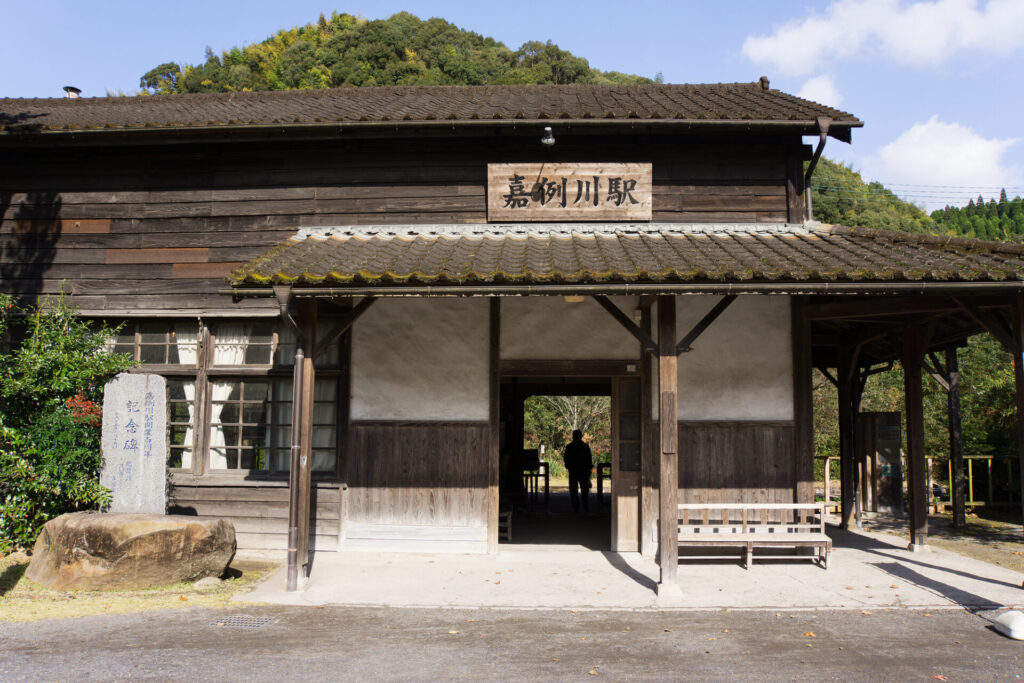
[809,159,937,234]
[139,11,657,94]
[810,159,1024,241]
[931,192,1024,241]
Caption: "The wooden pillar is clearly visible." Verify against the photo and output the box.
[657,295,679,594]
[791,298,814,504]
[902,325,928,548]
[487,298,500,553]
[297,297,317,573]
[837,346,857,530]
[640,304,659,558]
[946,346,967,528]
[1012,296,1024,534]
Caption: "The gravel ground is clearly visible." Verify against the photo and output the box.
[1,604,1023,681]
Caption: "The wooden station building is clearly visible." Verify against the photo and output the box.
[4,81,1024,593]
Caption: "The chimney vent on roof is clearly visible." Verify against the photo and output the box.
[63,86,81,99]
[758,76,770,91]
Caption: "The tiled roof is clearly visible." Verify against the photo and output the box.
[226,223,1024,288]
[0,83,860,135]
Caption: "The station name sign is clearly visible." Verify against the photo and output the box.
[487,163,652,222]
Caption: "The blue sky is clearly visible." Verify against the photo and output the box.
[3,0,1023,210]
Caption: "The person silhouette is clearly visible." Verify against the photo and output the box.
[562,429,593,513]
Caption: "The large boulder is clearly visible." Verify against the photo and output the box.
[26,512,236,590]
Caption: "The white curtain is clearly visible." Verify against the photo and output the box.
[173,324,198,468]
[209,324,249,469]
[270,378,337,472]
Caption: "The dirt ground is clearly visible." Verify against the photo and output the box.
[859,509,1024,575]
[0,552,277,622]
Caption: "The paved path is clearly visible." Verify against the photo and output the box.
[248,523,1024,610]
[2,604,1022,680]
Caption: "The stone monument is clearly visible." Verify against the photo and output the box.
[100,373,167,514]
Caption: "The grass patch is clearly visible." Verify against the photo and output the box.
[0,552,279,623]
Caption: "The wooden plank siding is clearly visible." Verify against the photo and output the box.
[343,421,490,552]
[677,421,799,505]
[168,478,342,551]
[1,137,803,314]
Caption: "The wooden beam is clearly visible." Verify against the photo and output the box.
[903,325,928,548]
[923,351,950,392]
[804,297,963,321]
[1012,295,1024,537]
[592,295,657,354]
[297,297,317,574]
[955,297,1018,354]
[657,295,679,594]
[946,346,967,528]
[792,298,814,504]
[499,359,638,378]
[837,346,857,530]
[639,304,658,559]
[676,295,737,355]
[311,296,376,360]
[488,298,500,554]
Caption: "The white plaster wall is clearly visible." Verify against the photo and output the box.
[351,298,489,420]
[500,296,641,360]
[651,295,793,421]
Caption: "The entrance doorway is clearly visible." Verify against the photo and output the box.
[498,368,643,552]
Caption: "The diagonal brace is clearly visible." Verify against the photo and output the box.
[592,295,658,354]
[312,296,376,359]
[677,295,737,354]
[955,297,1018,354]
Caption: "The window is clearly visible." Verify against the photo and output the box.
[110,318,344,477]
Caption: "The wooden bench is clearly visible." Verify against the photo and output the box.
[677,503,831,569]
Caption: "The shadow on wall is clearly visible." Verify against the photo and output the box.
[1,191,62,306]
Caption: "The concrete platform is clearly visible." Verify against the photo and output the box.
[243,522,1024,611]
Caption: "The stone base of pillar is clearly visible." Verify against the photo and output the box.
[906,542,931,553]
[655,580,684,606]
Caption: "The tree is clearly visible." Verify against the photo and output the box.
[139,11,654,94]
[523,395,611,475]
[0,293,134,551]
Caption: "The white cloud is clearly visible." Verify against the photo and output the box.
[796,75,843,107]
[862,115,1022,206]
[743,0,1024,75]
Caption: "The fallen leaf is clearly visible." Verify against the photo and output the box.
[588,669,598,676]
[775,613,782,618]
[954,641,961,645]
[1013,552,1022,556]
[468,619,476,623]
[178,595,188,601]
[707,637,716,641]
[494,581,500,585]
[806,644,813,648]
[844,586,854,591]
[890,584,899,589]
[932,676,948,681]
[579,637,587,641]
[552,658,559,662]
[924,614,932,618]
[448,630,460,635]
[664,628,673,632]
[861,611,872,616]
[804,632,817,638]
[723,629,730,633]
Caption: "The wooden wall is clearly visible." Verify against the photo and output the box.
[676,421,800,504]
[343,421,490,552]
[0,136,805,314]
[168,477,341,551]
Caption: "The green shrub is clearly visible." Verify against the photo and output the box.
[0,292,134,552]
